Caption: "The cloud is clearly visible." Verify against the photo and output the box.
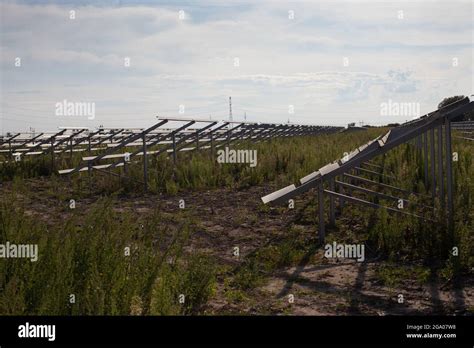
[0,0,472,132]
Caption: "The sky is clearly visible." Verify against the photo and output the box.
[0,0,472,133]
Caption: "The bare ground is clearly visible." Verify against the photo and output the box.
[1,176,472,316]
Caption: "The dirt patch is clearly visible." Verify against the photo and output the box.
[259,260,473,315]
[1,177,472,315]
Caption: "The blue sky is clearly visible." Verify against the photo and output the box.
[0,0,472,132]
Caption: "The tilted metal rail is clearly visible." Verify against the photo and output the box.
[261,97,474,243]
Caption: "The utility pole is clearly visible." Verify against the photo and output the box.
[229,96,233,122]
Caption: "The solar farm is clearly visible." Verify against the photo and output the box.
[0,98,473,316]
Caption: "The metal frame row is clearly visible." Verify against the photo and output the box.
[0,121,341,161]
[453,120,474,141]
[0,119,343,190]
[261,97,474,243]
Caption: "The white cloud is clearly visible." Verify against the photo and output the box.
[0,0,472,132]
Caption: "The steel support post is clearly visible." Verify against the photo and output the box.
[210,132,214,157]
[437,125,444,207]
[69,138,74,163]
[430,128,436,198]
[329,178,335,226]
[318,181,325,244]
[423,131,429,188]
[445,119,454,232]
[195,130,200,150]
[142,133,148,191]
[50,138,55,172]
[88,162,92,193]
[172,133,177,164]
